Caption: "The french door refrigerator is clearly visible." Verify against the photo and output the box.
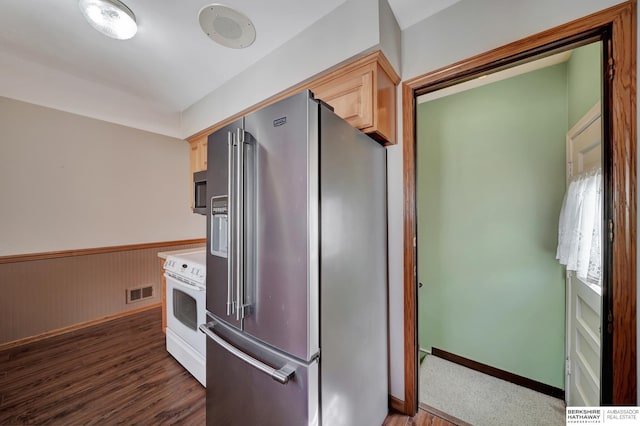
[200,90,387,426]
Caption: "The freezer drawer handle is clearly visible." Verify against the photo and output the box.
[199,323,296,384]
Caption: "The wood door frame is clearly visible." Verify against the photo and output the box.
[401,1,636,414]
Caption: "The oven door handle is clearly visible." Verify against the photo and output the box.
[199,322,295,384]
[164,273,204,292]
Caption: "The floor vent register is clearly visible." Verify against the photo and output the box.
[126,285,154,303]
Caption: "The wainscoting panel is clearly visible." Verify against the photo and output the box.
[0,242,204,345]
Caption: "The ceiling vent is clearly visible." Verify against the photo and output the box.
[199,4,256,49]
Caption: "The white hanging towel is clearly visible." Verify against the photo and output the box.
[556,168,602,286]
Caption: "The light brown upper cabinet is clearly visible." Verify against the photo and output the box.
[189,134,208,174]
[309,51,400,145]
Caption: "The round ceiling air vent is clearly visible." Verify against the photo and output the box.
[199,4,256,49]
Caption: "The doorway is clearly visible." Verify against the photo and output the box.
[400,2,636,416]
[415,43,602,424]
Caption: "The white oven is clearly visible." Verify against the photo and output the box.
[164,250,206,386]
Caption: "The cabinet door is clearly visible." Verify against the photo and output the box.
[190,140,200,174]
[309,52,399,145]
[190,135,209,174]
[311,63,374,130]
[198,137,208,170]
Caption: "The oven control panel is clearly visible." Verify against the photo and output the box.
[164,251,206,286]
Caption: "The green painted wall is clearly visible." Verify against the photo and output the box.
[567,42,602,128]
[417,64,568,389]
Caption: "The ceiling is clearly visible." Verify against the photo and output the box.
[387,0,461,29]
[0,0,461,136]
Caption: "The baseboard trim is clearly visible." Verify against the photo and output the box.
[0,303,161,351]
[389,395,405,414]
[432,347,565,400]
[0,239,206,264]
[419,402,471,426]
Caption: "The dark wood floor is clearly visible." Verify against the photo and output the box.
[0,307,453,425]
[383,410,455,426]
[0,307,204,425]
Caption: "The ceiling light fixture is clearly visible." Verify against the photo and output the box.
[78,0,138,40]
[199,4,256,49]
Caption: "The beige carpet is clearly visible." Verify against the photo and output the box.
[419,354,566,425]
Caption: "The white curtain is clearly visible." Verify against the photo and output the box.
[556,168,602,285]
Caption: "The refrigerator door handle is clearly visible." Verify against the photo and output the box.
[225,131,235,316]
[199,322,296,384]
[236,127,245,321]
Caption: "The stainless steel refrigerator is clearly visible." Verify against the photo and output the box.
[199,90,387,426]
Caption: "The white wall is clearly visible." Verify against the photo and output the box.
[0,96,204,256]
[378,0,402,75]
[387,100,405,399]
[393,0,631,402]
[181,0,382,138]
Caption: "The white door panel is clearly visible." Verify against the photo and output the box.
[567,105,602,179]
[569,278,601,405]
[565,101,602,406]
[570,116,602,176]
